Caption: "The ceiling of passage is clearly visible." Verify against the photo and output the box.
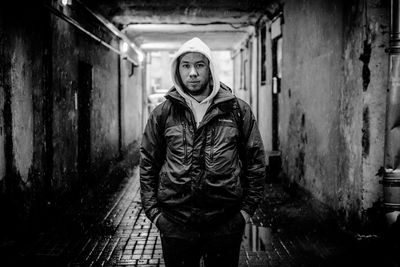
[83,0,281,51]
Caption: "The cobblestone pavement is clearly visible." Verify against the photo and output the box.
[4,167,400,267]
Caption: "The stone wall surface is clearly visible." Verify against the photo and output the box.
[280,0,389,226]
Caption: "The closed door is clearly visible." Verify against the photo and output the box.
[78,61,92,179]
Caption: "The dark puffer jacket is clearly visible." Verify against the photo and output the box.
[140,85,266,226]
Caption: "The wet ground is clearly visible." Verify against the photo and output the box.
[1,166,400,267]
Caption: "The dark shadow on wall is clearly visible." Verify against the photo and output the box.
[48,140,141,233]
[0,140,141,266]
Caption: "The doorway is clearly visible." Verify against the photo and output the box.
[77,61,92,180]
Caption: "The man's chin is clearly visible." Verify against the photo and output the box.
[182,83,209,96]
[185,87,203,95]
[188,89,201,95]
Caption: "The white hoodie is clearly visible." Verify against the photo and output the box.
[170,37,220,126]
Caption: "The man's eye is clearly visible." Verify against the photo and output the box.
[181,64,190,68]
[196,63,205,68]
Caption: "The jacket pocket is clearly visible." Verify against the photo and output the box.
[158,172,167,190]
[202,170,243,204]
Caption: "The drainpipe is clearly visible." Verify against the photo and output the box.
[383,0,400,226]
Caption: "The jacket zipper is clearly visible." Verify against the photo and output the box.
[210,128,215,161]
[182,122,188,163]
[167,96,197,130]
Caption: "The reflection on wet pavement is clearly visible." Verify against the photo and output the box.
[242,224,272,252]
[9,168,395,267]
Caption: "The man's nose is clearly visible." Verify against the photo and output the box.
[189,66,198,77]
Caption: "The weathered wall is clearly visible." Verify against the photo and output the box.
[282,0,344,206]
[49,1,143,193]
[0,2,49,230]
[88,41,120,176]
[339,0,389,223]
[50,10,78,193]
[0,10,5,182]
[10,26,35,185]
[258,23,273,153]
[280,0,389,226]
[358,0,388,221]
[50,3,121,192]
[0,1,143,229]
[121,55,143,148]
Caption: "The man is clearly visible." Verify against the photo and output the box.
[140,37,266,267]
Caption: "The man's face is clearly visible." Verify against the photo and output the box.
[178,52,210,95]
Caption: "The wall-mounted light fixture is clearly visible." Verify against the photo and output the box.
[137,51,145,63]
[120,40,145,65]
[61,0,72,6]
[121,41,129,53]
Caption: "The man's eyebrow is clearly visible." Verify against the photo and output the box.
[180,60,207,64]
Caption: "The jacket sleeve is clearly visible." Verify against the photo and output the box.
[140,104,166,222]
[238,100,267,216]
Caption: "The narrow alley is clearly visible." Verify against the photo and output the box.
[2,164,398,266]
[1,0,400,266]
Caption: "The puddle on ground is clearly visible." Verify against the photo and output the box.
[242,223,272,252]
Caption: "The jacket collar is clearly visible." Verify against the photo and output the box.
[165,82,235,107]
[165,83,235,130]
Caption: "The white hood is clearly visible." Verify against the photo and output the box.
[170,37,220,104]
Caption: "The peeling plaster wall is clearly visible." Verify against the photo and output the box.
[338,0,390,224]
[359,1,388,218]
[281,0,389,225]
[281,0,343,205]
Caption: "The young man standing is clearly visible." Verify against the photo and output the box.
[140,37,266,267]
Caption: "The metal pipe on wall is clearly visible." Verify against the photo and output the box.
[383,0,400,225]
[43,3,139,66]
[74,0,145,62]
